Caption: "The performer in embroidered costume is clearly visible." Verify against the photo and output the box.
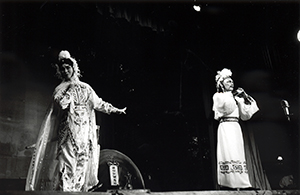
[212,68,259,189]
[26,50,126,192]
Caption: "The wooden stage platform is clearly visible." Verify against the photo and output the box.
[1,190,300,195]
[0,179,299,195]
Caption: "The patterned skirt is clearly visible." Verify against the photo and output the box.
[217,121,252,188]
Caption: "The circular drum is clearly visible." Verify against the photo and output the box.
[94,149,145,192]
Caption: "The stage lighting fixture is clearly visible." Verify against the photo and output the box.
[193,5,201,12]
[277,156,283,161]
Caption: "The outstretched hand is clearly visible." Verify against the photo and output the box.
[117,107,127,114]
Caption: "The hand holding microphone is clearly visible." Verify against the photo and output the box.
[232,87,245,97]
[233,87,252,105]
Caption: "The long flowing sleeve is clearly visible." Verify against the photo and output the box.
[90,87,117,114]
[25,102,60,191]
[212,92,237,120]
[235,95,259,121]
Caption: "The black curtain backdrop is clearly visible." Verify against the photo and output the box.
[0,1,299,191]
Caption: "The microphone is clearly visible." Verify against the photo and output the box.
[281,100,290,121]
[233,87,252,105]
[232,87,244,97]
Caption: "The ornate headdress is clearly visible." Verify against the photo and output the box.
[215,68,232,92]
[55,50,81,80]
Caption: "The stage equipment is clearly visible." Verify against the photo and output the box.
[281,100,290,121]
[93,149,146,192]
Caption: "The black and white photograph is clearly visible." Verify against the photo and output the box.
[0,0,299,194]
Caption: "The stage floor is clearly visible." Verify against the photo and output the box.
[1,190,300,195]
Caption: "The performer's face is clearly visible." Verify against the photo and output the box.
[60,63,74,80]
[222,77,234,92]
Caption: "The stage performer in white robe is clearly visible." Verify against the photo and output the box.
[25,50,126,192]
[212,68,259,189]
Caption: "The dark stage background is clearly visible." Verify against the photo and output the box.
[0,0,299,191]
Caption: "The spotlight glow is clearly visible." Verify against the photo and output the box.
[297,30,300,42]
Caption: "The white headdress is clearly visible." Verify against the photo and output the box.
[55,50,81,80]
[215,68,232,92]
[58,50,71,60]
